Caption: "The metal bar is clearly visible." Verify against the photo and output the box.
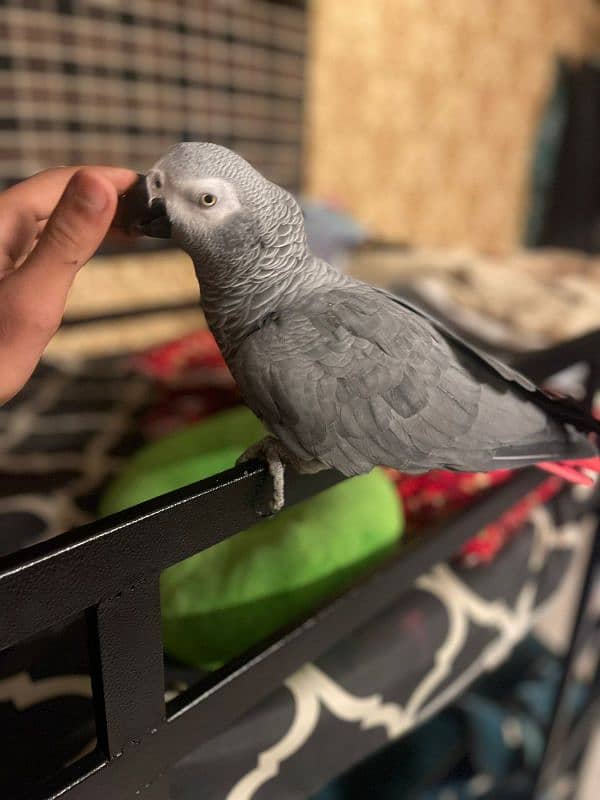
[560,695,600,779]
[139,776,170,800]
[563,658,600,798]
[513,329,600,384]
[36,469,550,800]
[585,360,600,413]
[87,577,165,760]
[0,462,341,651]
[532,519,600,797]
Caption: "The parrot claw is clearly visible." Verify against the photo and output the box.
[237,436,287,516]
[237,436,327,516]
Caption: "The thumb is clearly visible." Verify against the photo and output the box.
[16,168,117,309]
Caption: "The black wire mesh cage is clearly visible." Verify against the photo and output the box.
[0,0,306,192]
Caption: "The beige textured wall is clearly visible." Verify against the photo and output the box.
[305,0,596,254]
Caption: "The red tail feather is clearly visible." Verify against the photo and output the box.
[537,458,600,486]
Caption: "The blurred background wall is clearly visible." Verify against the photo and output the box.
[305,0,598,254]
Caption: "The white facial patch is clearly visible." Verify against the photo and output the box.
[171,176,242,228]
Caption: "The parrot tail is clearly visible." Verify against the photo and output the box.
[537,458,600,487]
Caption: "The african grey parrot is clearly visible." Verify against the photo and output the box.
[119,142,600,514]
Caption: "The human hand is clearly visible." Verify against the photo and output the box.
[0,166,137,402]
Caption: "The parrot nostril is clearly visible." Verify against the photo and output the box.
[149,197,167,215]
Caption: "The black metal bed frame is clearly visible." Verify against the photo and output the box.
[2,326,600,800]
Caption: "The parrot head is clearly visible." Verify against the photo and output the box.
[116,142,306,281]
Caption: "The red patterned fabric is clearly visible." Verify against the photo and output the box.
[391,469,564,565]
[131,329,232,384]
[131,329,239,438]
[131,330,567,565]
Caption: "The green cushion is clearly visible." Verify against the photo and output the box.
[100,407,403,669]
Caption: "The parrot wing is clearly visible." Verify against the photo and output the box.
[232,286,596,477]
[371,283,600,438]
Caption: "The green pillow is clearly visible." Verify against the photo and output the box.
[100,407,403,669]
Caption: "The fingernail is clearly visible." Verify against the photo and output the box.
[70,171,109,212]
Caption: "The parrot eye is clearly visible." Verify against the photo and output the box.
[199,192,217,207]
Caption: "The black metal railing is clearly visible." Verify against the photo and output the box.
[1,467,550,800]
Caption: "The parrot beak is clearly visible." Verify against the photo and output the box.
[114,173,172,239]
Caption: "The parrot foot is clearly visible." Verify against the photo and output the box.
[236,436,325,517]
[237,436,287,515]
